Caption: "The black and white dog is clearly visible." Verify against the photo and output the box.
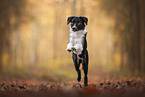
[66,16,89,86]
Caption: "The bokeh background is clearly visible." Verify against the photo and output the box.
[0,0,145,81]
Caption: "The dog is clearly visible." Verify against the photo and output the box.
[66,16,89,86]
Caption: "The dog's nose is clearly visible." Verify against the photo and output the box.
[72,24,77,31]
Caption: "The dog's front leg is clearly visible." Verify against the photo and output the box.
[66,43,73,52]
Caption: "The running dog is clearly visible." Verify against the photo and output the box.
[66,16,89,86]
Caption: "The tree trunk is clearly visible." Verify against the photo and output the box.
[53,1,60,59]
[80,0,85,15]
[71,0,76,15]
[139,0,145,72]
[0,35,3,72]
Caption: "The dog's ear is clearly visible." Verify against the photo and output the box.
[67,16,75,25]
[80,16,88,25]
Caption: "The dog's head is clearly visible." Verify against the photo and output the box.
[67,16,88,31]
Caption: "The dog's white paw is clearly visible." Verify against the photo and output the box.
[71,47,76,51]
[74,44,83,55]
[66,49,72,52]
[66,43,73,52]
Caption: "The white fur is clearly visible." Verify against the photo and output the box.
[66,27,87,55]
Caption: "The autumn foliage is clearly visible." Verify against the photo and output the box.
[0,78,145,97]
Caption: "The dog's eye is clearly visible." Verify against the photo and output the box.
[78,23,81,25]
[71,23,74,25]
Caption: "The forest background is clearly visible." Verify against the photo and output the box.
[0,0,144,81]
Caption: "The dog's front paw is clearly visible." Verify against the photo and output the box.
[74,44,83,55]
[66,43,73,52]
[77,48,83,55]
[71,47,76,51]
[66,49,72,52]
[67,50,71,52]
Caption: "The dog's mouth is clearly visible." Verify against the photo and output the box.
[72,27,84,32]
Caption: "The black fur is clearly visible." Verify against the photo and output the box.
[67,16,89,86]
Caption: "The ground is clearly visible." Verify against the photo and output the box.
[0,77,145,97]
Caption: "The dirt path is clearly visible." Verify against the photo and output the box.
[0,78,145,97]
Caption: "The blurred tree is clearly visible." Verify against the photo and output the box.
[71,0,76,15]
[139,0,145,72]
[0,0,26,71]
[53,0,59,59]
[80,0,85,15]
[100,0,145,73]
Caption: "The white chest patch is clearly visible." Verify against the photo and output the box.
[66,27,87,55]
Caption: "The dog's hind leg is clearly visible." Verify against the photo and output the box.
[82,50,88,86]
[72,53,81,82]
